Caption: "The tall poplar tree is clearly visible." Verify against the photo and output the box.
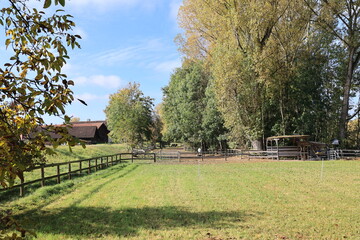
[178,0,312,149]
[162,61,227,150]
[303,0,360,144]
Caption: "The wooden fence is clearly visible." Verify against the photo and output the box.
[1,152,156,197]
[156,149,242,162]
[331,149,360,159]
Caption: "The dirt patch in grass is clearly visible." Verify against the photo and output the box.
[156,156,297,165]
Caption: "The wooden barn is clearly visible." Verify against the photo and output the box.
[68,121,109,144]
[32,121,110,144]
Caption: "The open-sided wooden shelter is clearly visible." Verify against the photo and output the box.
[266,135,327,160]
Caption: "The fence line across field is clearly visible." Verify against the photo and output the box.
[2,148,359,197]
[1,152,156,197]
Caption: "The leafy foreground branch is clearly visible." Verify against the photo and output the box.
[0,0,82,189]
[1,210,36,239]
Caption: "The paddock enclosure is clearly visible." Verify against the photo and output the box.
[3,145,360,197]
[2,161,360,240]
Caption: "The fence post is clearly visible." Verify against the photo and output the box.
[100,157,103,169]
[119,154,122,163]
[57,165,61,184]
[19,178,25,197]
[41,165,45,187]
[107,156,109,167]
[153,153,156,163]
[225,149,227,161]
[68,163,72,180]
[95,158,98,171]
[178,151,180,162]
[88,159,91,174]
[131,153,134,163]
[79,161,82,175]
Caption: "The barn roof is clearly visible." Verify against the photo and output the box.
[68,126,97,138]
[70,121,106,128]
[31,121,108,140]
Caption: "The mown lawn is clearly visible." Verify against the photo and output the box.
[3,160,360,239]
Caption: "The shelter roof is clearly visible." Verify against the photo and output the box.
[266,135,310,141]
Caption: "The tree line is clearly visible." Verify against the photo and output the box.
[106,0,360,151]
[162,0,359,149]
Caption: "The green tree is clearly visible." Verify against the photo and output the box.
[105,83,154,149]
[162,61,227,150]
[178,0,312,149]
[201,82,228,150]
[0,0,81,188]
[303,0,360,143]
[150,104,164,148]
[162,62,207,147]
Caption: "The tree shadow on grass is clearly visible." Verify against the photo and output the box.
[0,164,132,204]
[17,206,261,238]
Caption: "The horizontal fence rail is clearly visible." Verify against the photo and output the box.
[336,149,360,159]
[156,149,243,162]
[1,152,156,197]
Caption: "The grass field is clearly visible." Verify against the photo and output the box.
[2,160,360,239]
[46,143,128,163]
[5,144,129,187]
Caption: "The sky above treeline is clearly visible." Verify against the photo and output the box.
[44,0,183,123]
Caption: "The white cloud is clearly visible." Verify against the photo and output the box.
[74,75,124,89]
[91,75,123,88]
[154,59,181,73]
[93,38,165,66]
[67,0,162,13]
[73,76,88,85]
[170,0,182,22]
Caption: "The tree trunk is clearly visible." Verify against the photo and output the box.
[339,47,355,142]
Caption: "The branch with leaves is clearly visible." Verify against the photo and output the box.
[0,0,82,188]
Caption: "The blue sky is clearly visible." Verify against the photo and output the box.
[45,0,183,123]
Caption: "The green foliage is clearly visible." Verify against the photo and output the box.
[178,0,314,147]
[105,83,154,148]
[150,104,164,147]
[178,0,356,148]
[266,28,345,142]
[162,61,227,149]
[304,0,360,141]
[201,83,228,150]
[0,0,81,188]
[162,62,206,144]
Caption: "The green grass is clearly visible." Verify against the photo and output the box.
[9,144,128,187]
[46,143,129,163]
[2,160,360,239]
